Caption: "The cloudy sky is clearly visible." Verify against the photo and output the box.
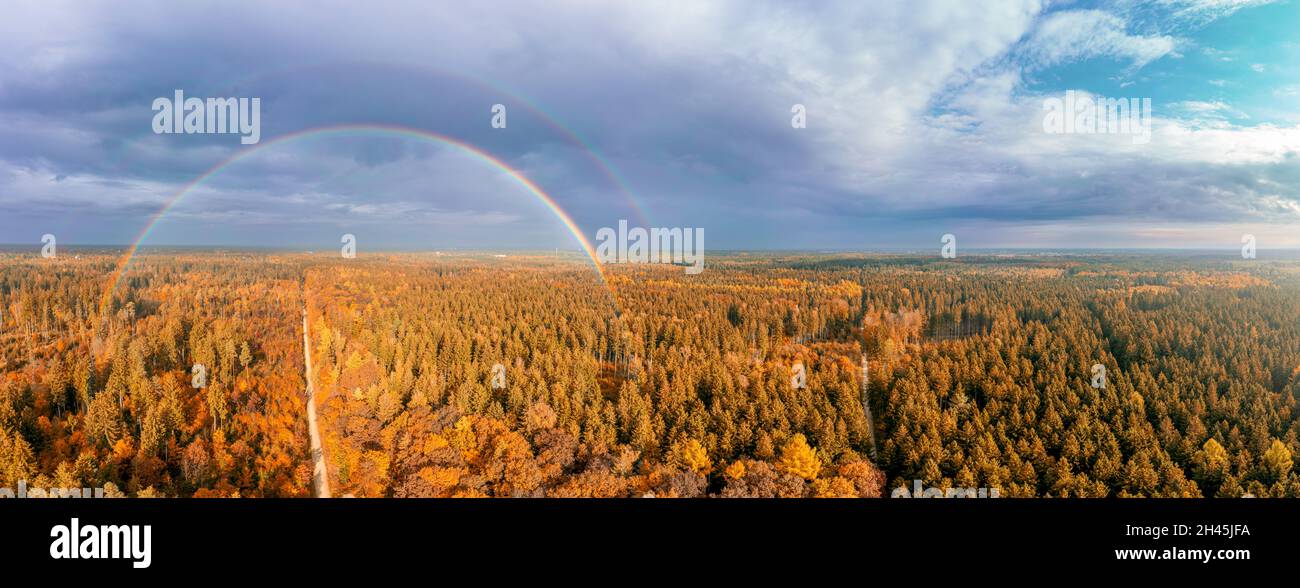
[1,0,1297,250]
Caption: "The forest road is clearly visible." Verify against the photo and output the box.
[303,308,331,498]
[862,356,878,459]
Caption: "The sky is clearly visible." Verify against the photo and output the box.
[0,0,1297,251]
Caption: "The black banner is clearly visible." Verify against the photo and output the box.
[1,498,1279,578]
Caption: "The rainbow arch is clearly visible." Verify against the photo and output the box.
[99,124,610,318]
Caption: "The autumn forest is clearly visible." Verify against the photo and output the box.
[2,249,1298,498]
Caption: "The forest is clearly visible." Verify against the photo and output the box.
[2,248,1298,497]
[0,250,312,497]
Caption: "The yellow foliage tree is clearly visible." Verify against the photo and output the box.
[777,434,820,480]
[1201,438,1229,471]
[724,461,746,481]
[672,438,712,474]
[1262,439,1293,482]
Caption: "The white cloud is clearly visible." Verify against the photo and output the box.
[1152,0,1280,22]
[1170,100,1249,120]
[1018,10,1178,70]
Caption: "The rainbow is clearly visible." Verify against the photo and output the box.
[99,123,611,318]
[102,61,651,225]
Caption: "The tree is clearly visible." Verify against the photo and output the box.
[181,440,211,487]
[45,360,69,416]
[1193,438,1230,489]
[1262,440,1293,482]
[0,429,35,487]
[525,401,557,433]
[724,460,746,481]
[85,392,123,448]
[205,383,229,434]
[671,438,712,475]
[778,434,821,481]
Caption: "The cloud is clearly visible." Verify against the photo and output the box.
[0,0,1295,249]
[1170,100,1250,121]
[1017,10,1178,70]
[1152,0,1281,22]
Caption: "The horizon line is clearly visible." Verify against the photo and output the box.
[3,243,1298,254]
